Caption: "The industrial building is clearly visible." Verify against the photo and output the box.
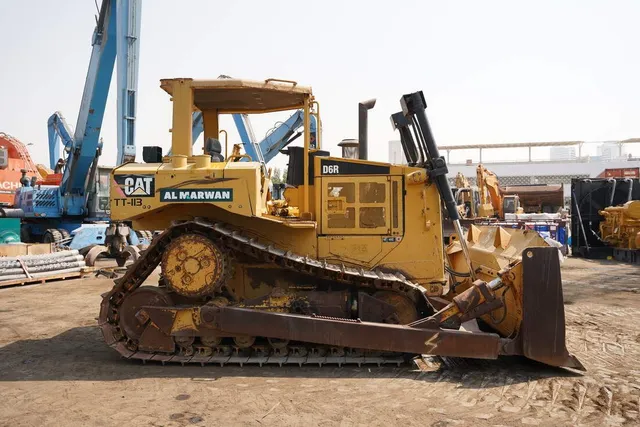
[388,139,640,202]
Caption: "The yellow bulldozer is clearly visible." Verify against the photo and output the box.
[99,77,583,370]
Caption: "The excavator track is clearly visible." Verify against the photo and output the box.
[99,219,433,366]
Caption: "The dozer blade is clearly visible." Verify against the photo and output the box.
[521,247,584,370]
[447,227,584,370]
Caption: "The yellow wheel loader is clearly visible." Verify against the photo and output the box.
[100,77,583,369]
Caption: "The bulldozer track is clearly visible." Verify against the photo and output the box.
[99,219,431,366]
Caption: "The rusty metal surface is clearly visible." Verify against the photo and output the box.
[198,305,502,359]
[452,281,491,313]
[161,234,228,297]
[357,292,396,323]
[99,219,583,369]
[521,247,585,370]
[85,245,109,266]
[239,289,350,319]
[118,287,173,340]
[99,219,433,365]
[371,291,419,324]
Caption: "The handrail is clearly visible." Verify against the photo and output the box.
[265,78,298,86]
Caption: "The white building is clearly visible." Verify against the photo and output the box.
[550,146,576,161]
[597,142,622,161]
[387,139,640,201]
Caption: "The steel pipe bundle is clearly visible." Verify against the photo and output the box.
[0,250,86,282]
[0,267,85,282]
[1,259,85,276]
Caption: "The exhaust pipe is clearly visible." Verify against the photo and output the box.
[624,178,633,201]
[358,99,376,160]
[607,178,617,206]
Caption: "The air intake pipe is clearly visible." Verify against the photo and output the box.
[358,99,377,160]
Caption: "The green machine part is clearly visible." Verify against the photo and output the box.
[0,218,21,244]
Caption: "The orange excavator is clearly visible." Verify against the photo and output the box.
[454,164,522,219]
[0,133,59,207]
[476,164,523,218]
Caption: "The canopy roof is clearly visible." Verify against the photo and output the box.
[160,78,312,114]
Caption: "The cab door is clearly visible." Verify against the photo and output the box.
[320,176,392,235]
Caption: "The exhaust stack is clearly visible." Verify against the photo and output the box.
[358,99,376,160]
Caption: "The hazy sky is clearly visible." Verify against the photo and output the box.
[0,0,638,168]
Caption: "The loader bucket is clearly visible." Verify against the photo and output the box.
[521,247,585,370]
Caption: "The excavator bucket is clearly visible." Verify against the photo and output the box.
[448,226,584,370]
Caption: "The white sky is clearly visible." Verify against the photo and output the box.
[0,0,638,169]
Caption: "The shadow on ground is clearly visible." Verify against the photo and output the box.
[0,326,580,385]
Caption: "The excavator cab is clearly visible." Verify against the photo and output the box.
[455,187,481,219]
[101,79,582,371]
[502,194,522,215]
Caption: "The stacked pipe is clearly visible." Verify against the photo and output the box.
[0,250,86,282]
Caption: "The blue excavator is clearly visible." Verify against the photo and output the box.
[2,0,146,265]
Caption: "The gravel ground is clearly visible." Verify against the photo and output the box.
[0,257,638,426]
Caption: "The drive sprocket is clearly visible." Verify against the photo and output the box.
[161,234,229,298]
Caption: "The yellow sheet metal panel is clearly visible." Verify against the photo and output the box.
[318,235,383,265]
[321,176,391,235]
[202,109,219,142]
[168,79,194,158]
[110,160,260,221]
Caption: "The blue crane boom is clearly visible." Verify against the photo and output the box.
[61,0,118,205]
[190,110,317,164]
[116,0,140,164]
[42,0,140,217]
[10,0,143,251]
[47,112,74,170]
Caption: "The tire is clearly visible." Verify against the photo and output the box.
[42,228,70,249]
[57,228,70,242]
[20,226,31,243]
[42,229,58,244]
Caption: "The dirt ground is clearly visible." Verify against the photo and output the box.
[0,257,638,427]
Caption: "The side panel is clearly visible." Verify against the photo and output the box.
[314,157,444,284]
[110,162,261,222]
[318,235,386,265]
[320,176,392,235]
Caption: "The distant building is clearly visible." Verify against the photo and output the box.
[550,146,576,161]
[387,139,640,201]
[597,142,621,161]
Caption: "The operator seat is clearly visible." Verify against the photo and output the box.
[204,138,224,162]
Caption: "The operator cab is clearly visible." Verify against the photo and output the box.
[455,187,481,219]
[155,78,321,217]
[502,195,521,215]
[142,77,319,167]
